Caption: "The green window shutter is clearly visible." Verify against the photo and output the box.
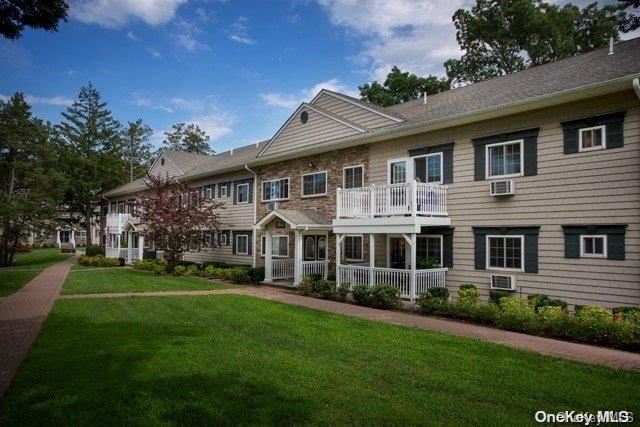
[442,147,453,184]
[562,224,626,260]
[563,129,579,154]
[473,144,484,181]
[523,233,538,273]
[564,233,580,258]
[562,111,626,153]
[231,232,235,254]
[442,232,453,268]
[473,229,486,270]
[472,129,538,180]
[523,135,537,176]
[474,226,539,272]
[606,120,624,149]
[607,231,626,260]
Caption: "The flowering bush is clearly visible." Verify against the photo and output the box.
[497,297,539,333]
[457,287,480,305]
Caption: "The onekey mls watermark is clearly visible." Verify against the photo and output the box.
[534,411,634,425]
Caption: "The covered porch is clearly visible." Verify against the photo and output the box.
[105,218,147,264]
[255,209,332,285]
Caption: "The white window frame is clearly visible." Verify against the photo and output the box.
[417,234,443,265]
[204,186,213,198]
[236,183,250,204]
[301,171,328,198]
[262,177,290,202]
[343,165,364,189]
[485,139,524,179]
[578,125,606,152]
[413,152,444,184]
[387,158,411,184]
[344,234,364,262]
[235,234,249,255]
[220,232,228,246]
[220,184,229,198]
[204,233,212,247]
[580,234,607,258]
[260,235,289,258]
[486,235,525,272]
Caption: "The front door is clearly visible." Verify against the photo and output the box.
[389,237,406,269]
[59,230,70,244]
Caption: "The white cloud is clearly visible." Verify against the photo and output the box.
[228,16,255,45]
[173,17,211,51]
[130,91,174,113]
[0,93,74,106]
[187,112,235,141]
[259,78,359,108]
[126,31,139,41]
[195,7,215,22]
[147,47,162,58]
[315,0,471,80]
[70,0,188,28]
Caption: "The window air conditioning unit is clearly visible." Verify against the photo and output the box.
[490,274,516,291]
[490,179,514,196]
[267,201,278,211]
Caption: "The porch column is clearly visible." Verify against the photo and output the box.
[264,230,273,283]
[71,229,75,248]
[335,233,343,285]
[56,230,61,247]
[369,234,375,286]
[294,230,303,285]
[410,232,417,299]
[117,232,121,258]
[138,235,144,261]
[127,232,133,263]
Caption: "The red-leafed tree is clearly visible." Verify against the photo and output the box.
[135,173,224,270]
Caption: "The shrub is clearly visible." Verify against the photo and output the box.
[527,293,550,311]
[415,291,443,315]
[469,303,501,325]
[247,267,265,283]
[175,260,199,268]
[427,287,449,301]
[352,284,371,306]
[613,307,640,317]
[185,264,199,276]
[370,284,400,309]
[317,280,337,299]
[457,287,480,305]
[202,260,234,269]
[134,259,165,272]
[85,244,104,257]
[118,257,125,267]
[230,266,250,284]
[544,299,568,310]
[489,289,512,305]
[577,305,613,322]
[497,297,539,333]
[337,282,350,301]
[153,263,166,275]
[538,306,570,336]
[297,275,315,296]
[458,283,476,291]
[173,265,187,276]
[78,255,119,267]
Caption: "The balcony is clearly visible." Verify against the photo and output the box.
[106,213,132,234]
[334,181,450,233]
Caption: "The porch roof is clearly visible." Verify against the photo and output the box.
[254,209,332,230]
[122,218,147,234]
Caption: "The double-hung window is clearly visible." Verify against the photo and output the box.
[236,183,249,204]
[263,178,289,201]
[204,185,213,198]
[414,153,442,184]
[219,232,227,246]
[235,234,249,255]
[389,160,407,184]
[487,235,523,271]
[343,165,364,189]
[219,184,229,198]
[261,235,289,257]
[302,172,327,197]
[344,235,363,261]
[486,140,523,179]
[417,235,442,265]
[580,235,607,258]
[579,125,606,151]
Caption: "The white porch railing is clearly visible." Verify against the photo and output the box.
[337,265,447,299]
[128,248,141,262]
[105,247,119,258]
[156,251,165,260]
[106,213,131,234]
[337,181,447,218]
[301,260,329,278]
[273,259,295,280]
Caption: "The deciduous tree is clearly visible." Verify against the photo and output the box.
[123,119,153,181]
[134,173,223,270]
[162,122,212,155]
[0,0,68,40]
[359,66,450,107]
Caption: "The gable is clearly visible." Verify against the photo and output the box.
[258,104,365,158]
[311,91,403,129]
[148,151,184,178]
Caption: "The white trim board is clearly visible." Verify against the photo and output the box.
[310,89,405,123]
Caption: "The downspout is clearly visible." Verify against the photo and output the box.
[244,164,258,267]
[633,78,640,101]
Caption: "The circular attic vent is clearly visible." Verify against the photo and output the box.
[300,111,309,124]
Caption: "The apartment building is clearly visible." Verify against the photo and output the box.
[102,38,640,307]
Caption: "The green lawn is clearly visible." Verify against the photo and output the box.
[1,295,638,425]
[61,266,236,294]
[0,248,72,297]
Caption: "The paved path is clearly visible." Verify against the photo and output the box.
[0,256,76,398]
[60,285,640,372]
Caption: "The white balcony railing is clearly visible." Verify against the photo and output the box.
[106,213,132,234]
[337,265,447,299]
[336,181,447,219]
[301,260,329,279]
[272,259,295,280]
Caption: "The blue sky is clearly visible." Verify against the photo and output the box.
[0,0,634,152]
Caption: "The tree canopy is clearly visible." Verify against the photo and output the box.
[0,0,68,40]
[162,123,212,155]
[359,67,450,107]
[123,119,153,182]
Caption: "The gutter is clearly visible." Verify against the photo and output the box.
[244,164,258,268]
[633,78,640,101]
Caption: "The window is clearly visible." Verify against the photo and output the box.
[487,235,523,271]
[263,178,289,201]
[220,184,228,198]
[261,235,289,257]
[580,235,607,258]
[579,125,606,151]
[117,201,126,214]
[486,140,523,179]
[317,237,326,259]
[343,165,364,189]
[417,235,442,265]
[344,235,363,261]
[389,160,407,184]
[235,234,249,255]
[236,183,249,204]
[220,232,228,246]
[302,172,327,197]
[204,185,213,198]
[204,232,212,247]
[414,153,442,184]
[304,236,316,259]
[110,201,116,214]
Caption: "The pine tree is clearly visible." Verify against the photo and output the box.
[123,119,153,181]
[162,122,212,155]
[57,83,125,245]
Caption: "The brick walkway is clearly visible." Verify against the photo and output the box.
[0,256,76,398]
[60,285,640,372]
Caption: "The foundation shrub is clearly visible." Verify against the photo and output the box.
[78,255,120,267]
[185,265,199,276]
[247,267,265,283]
[153,263,166,275]
[85,244,104,257]
[497,297,539,333]
[457,287,480,306]
[297,275,316,296]
[337,282,350,301]
[230,267,250,284]
[489,289,512,305]
[351,284,371,306]
[317,280,337,299]
[173,265,187,276]
[427,287,449,301]
[369,284,400,310]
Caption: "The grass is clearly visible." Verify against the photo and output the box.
[61,266,236,295]
[1,295,638,425]
[0,248,72,297]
